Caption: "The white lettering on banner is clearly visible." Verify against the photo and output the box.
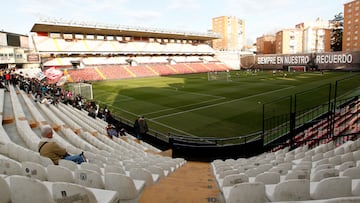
[257,56,276,64]
[316,54,353,64]
[257,56,309,65]
[256,54,353,65]
[284,56,309,64]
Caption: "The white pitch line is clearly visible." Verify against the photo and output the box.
[145,97,226,116]
[147,119,197,137]
[163,87,226,99]
[100,101,197,137]
[152,86,295,120]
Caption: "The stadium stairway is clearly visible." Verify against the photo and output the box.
[139,161,221,203]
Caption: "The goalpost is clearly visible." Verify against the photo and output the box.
[288,66,306,72]
[68,83,93,100]
[207,70,231,82]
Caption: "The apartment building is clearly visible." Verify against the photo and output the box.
[272,18,331,54]
[256,35,276,54]
[212,16,246,51]
[296,19,332,53]
[343,0,360,51]
[275,29,303,54]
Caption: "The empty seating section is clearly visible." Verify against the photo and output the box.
[67,68,103,82]
[135,56,168,64]
[212,135,360,202]
[128,65,156,78]
[33,34,230,82]
[188,63,211,72]
[33,35,215,54]
[0,89,11,144]
[171,64,195,74]
[293,99,360,148]
[62,61,231,82]
[0,84,186,202]
[150,64,177,75]
[97,65,133,80]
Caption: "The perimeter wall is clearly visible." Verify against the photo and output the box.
[241,51,360,71]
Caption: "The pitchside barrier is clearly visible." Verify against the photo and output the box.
[262,84,332,147]
[263,73,360,151]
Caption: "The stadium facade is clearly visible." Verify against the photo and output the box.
[0,31,40,69]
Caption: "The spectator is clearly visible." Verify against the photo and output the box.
[65,91,73,104]
[5,71,10,85]
[88,106,97,118]
[134,115,148,140]
[95,104,100,118]
[106,123,118,138]
[38,125,86,165]
[133,117,140,139]
[103,106,111,122]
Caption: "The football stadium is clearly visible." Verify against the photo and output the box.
[0,9,360,203]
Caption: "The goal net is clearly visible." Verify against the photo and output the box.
[288,66,306,72]
[208,71,231,81]
[68,83,93,100]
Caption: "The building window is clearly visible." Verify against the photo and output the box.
[86,35,94,40]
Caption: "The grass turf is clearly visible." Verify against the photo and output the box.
[92,70,360,138]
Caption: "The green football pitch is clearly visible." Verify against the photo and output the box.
[91,70,360,139]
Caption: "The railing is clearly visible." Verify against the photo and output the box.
[265,96,360,151]
[168,131,262,146]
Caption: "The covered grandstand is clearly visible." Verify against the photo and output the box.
[30,19,231,82]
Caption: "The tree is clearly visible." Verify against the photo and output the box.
[330,12,343,52]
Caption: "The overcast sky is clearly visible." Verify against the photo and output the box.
[0,0,348,43]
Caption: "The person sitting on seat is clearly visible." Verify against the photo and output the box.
[106,123,118,138]
[38,125,86,165]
